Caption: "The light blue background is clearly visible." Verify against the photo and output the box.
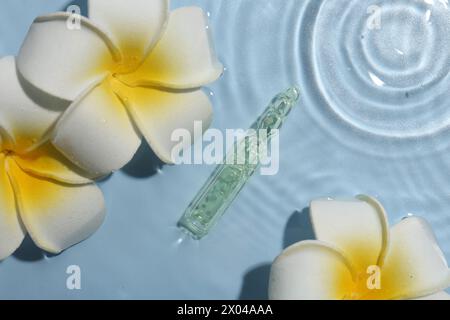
[0,0,449,299]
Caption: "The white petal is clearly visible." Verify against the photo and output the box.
[415,291,450,300]
[123,87,212,164]
[381,217,450,300]
[310,196,389,270]
[269,241,355,300]
[0,155,25,260]
[17,13,118,102]
[0,56,62,152]
[52,80,142,176]
[7,160,105,254]
[88,0,169,61]
[119,7,223,89]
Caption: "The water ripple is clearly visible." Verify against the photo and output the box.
[298,0,450,155]
[203,0,450,267]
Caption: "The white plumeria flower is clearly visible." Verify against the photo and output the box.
[269,196,450,300]
[0,56,105,259]
[17,0,223,176]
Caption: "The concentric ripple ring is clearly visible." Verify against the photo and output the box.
[297,0,450,156]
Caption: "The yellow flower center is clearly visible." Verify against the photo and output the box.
[335,246,413,300]
[91,49,143,105]
[113,53,142,76]
[0,141,68,215]
[343,270,384,300]
[1,144,27,173]
[1,149,13,157]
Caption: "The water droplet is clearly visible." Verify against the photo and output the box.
[394,48,405,56]
[425,9,432,22]
[368,72,385,87]
[402,213,415,220]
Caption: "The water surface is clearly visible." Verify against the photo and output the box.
[0,0,449,299]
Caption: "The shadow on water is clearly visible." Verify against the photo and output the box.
[283,207,315,248]
[239,264,272,300]
[13,235,45,262]
[121,141,165,179]
[238,207,315,300]
[63,0,88,16]
[13,235,61,262]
